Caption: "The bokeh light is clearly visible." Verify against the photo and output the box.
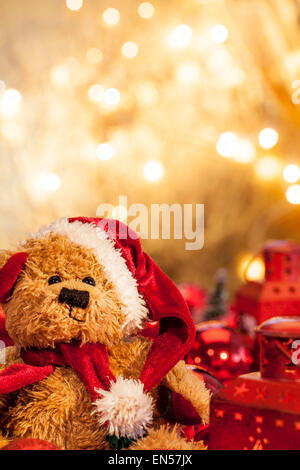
[258,127,279,149]
[121,41,139,58]
[286,184,300,205]
[238,254,265,281]
[254,156,282,180]
[103,87,121,106]
[283,164,300,183]
[88,84,104,102]
[97,143,115,160]
[0,88,22,118]
[138,2,155,19]
[103,8,120,26]
[216,132,237,158]
[143,160,164,182]
[42,173,61,192]
[167,25,192,49]
[66,0,83,11]
[220,351,229,361]
[51,64,70,86]
[210,24,228,43]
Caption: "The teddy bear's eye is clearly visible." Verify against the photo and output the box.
[48,275,62,285]
[82,277,96,286]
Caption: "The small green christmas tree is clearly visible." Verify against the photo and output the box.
[203,269,228,321]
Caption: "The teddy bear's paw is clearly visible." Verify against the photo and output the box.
[128,425,207,451]
[93,376,153,439]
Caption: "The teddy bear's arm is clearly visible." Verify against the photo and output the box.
[163,360,211,424]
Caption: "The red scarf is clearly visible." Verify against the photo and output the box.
[0,340,204,428]
[0,342,115,401]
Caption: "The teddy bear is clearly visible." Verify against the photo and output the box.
[0,217,210,450]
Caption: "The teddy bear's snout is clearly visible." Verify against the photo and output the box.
[58,287,90,310]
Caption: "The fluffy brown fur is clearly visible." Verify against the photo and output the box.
[128,425,206,450]
[0,432,9,448]
[0,234,210,449]
[164,361,210,424]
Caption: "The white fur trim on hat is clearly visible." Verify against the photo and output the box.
[93,376,153,439]
[27,217,148,335]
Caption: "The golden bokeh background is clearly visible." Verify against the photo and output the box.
[1,0,300,291]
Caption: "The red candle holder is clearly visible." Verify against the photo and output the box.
[257,316,300,381]
[235,241,300,337]
[209,316,300,450]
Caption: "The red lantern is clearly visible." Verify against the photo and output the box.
[209,316,300,450]
[235,241,300,337]
[185,321,254,384]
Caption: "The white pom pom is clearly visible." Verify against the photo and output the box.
[93,376,153,439]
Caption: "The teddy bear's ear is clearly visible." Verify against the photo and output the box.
[0,252,28,303]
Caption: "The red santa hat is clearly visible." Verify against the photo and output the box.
[0,217,195,439]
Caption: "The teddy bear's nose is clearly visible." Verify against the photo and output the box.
[58,287,89,309]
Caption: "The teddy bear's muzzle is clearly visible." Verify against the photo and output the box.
[58,287,90,310]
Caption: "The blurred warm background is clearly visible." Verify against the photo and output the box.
[1,0,300,292]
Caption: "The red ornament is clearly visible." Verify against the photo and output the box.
[188,365,224,395]
[181,365,223,444]
[178,283,207,324]
[185,321,254,384]
[209,316,300,450]
[235,241,300,336]
[1,438,59,450]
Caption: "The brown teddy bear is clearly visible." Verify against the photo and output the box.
[0,217,210,450]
